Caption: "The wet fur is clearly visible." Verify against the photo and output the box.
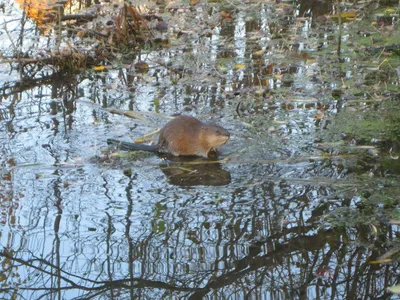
[158,116,229,157]
[108,115,230,158]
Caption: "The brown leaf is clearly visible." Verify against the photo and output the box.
[220,11,232,20]
[135,61,149,73]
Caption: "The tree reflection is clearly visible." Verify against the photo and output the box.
[1,177,399,299]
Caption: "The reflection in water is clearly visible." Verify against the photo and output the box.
[159,156,231,186]
[0,171,398,299]
[14,0,66,28]
[1,0,400,299]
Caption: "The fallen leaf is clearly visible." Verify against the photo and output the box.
[370,224,378,233]
[234,64,245,70]
[332,12,357,19]
[252,48,265,58]
[135,61,149,73]
[389,148,399,159]
[220,11,232,20]
[384,8,395,14]
[93,65,106,72]
[341,12,357,18]
[77,31,86,38]
[369,258,392,264]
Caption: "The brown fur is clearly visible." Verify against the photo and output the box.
[108,115,230,158]
[158,115,230,157]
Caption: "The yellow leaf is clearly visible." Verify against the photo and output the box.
[341,12,357,18]
[93,65,105,72]
[385,8,395,14]
[77,31,86,38]
[234,64,245,70]
[369,258,392,264]
[253,48,265,57]
[331,12,357,19]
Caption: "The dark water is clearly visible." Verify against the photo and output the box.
[1,0,400,299]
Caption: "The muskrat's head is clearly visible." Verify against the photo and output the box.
[200,123,230,148]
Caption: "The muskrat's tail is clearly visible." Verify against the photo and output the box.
[107,139,159,153]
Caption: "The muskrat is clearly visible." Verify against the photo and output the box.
[107,115,230,158]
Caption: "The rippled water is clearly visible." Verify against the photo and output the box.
[1,0,400,299]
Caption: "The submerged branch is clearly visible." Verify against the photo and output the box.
[336,0,342,56]
[0,57,53,64]
[0,73,64,97]
[61,13,96,22]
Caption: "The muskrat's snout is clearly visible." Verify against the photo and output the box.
[221,130,230,138]
[216,127,230,138]
[222,130,230,141]
[215,128,230,145]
